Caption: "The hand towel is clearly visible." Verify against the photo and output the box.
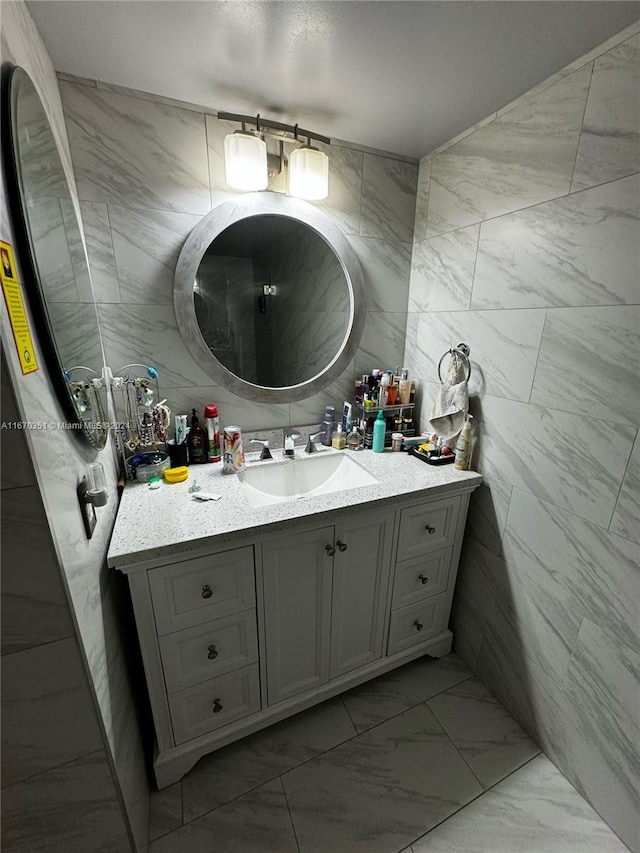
[429,350,469,442]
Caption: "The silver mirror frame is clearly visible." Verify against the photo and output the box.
[174,194,366,403]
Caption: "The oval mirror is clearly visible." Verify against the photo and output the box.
[175,195,366,403]
[3,66,108,449]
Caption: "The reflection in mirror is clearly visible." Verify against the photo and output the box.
[194,216,350,387]
[175,194,367,404]
[5,67,107,448]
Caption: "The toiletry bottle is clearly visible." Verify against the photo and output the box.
[364,416,374,448]
[332,424,347,449]
[187,409,208,464]
[399,369,411,405]
[321,405,336,446]
[387,381,397,406]
[454,415,474,470]
[203,403,221,462]
[372,409,386,453]
[347,423,363,451]
[379,371,390,408]
[369,369,380,394]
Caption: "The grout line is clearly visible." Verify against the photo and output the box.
[339,693,358,735]
[406,752,543,850]
[103,203,123,303]
[0,748,108,790]
[408,300,640,315]
[421,169,638,243]
[527,308,547,405]
[203,111,213,212]
[467,221,481,311]
[175,660,471,830]
[568,62,595,194]
[604,427,637,531]
[280,775,303,853]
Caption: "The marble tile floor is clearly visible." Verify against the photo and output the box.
[148,653,629,853]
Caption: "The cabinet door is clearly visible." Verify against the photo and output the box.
[262,526,333,705]
[330,510,393,679]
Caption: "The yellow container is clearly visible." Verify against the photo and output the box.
[163,466,189,483]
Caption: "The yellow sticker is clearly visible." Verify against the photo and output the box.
[1,240,39,374]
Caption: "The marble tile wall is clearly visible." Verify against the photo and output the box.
[405,24,640,852]
[1,2,146,850]
[58,76,417,433]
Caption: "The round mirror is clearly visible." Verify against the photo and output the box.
[3,66,108,449]
[175,194,366,403]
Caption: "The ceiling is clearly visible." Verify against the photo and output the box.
[27,1,640,160]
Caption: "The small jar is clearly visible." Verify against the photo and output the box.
[391,432,403,452]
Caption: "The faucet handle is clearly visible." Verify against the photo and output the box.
[304,431,323,454]
[249,438,273,460]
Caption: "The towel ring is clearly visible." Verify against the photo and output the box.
[437,343,471,383]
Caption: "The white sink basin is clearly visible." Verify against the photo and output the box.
[238,451,378,507]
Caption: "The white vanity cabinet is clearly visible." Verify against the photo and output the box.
[262,508,393,704]
[113,479,479,789]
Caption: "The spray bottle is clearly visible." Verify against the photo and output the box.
[204,404,221,462]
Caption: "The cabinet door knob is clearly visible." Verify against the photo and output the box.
[201,584,213,599]
[336,540,348,552]
[418,574,429,585]
[325,544,336,556]
[424,524,436,535]
[207,644,218,660]
[414,620,424,631]
[212,698,223,713]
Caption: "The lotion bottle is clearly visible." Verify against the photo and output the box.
[372,409,386,453]
[398,369,411,405]
[454,415,474,470]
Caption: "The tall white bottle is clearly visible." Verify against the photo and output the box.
[454,414,474,470]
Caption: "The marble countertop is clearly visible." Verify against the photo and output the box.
[107,448,482,570]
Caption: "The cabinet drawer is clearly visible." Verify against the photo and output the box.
[396,497,460,562]
[149,547,255,635]
[168,664,261,746]
[392,548,452,610]
[387,596,450,656]
[159,610,258,693]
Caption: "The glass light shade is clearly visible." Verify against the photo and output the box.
[85,461,108,506]
[224,131,268,191]
[288,145,329,200]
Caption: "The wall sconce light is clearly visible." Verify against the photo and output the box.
[288,144,329,200]
[224,130,268,191]
[219,112,330,200]
[77,461,109,539]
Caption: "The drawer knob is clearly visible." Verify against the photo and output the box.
[424,524,436,535]
[325,544,336,557]
[414,620,424,632]
[207,644,218,660]
[201,584,213,599]
[212,698,223,713]
[336,540,348,552]
[418,574,429,585]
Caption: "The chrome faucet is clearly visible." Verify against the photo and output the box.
[249,438,273,460]
[283,430,302,458]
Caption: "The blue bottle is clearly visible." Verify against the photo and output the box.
[372,409,386,453]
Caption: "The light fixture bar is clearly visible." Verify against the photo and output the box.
[218,111,330,146]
